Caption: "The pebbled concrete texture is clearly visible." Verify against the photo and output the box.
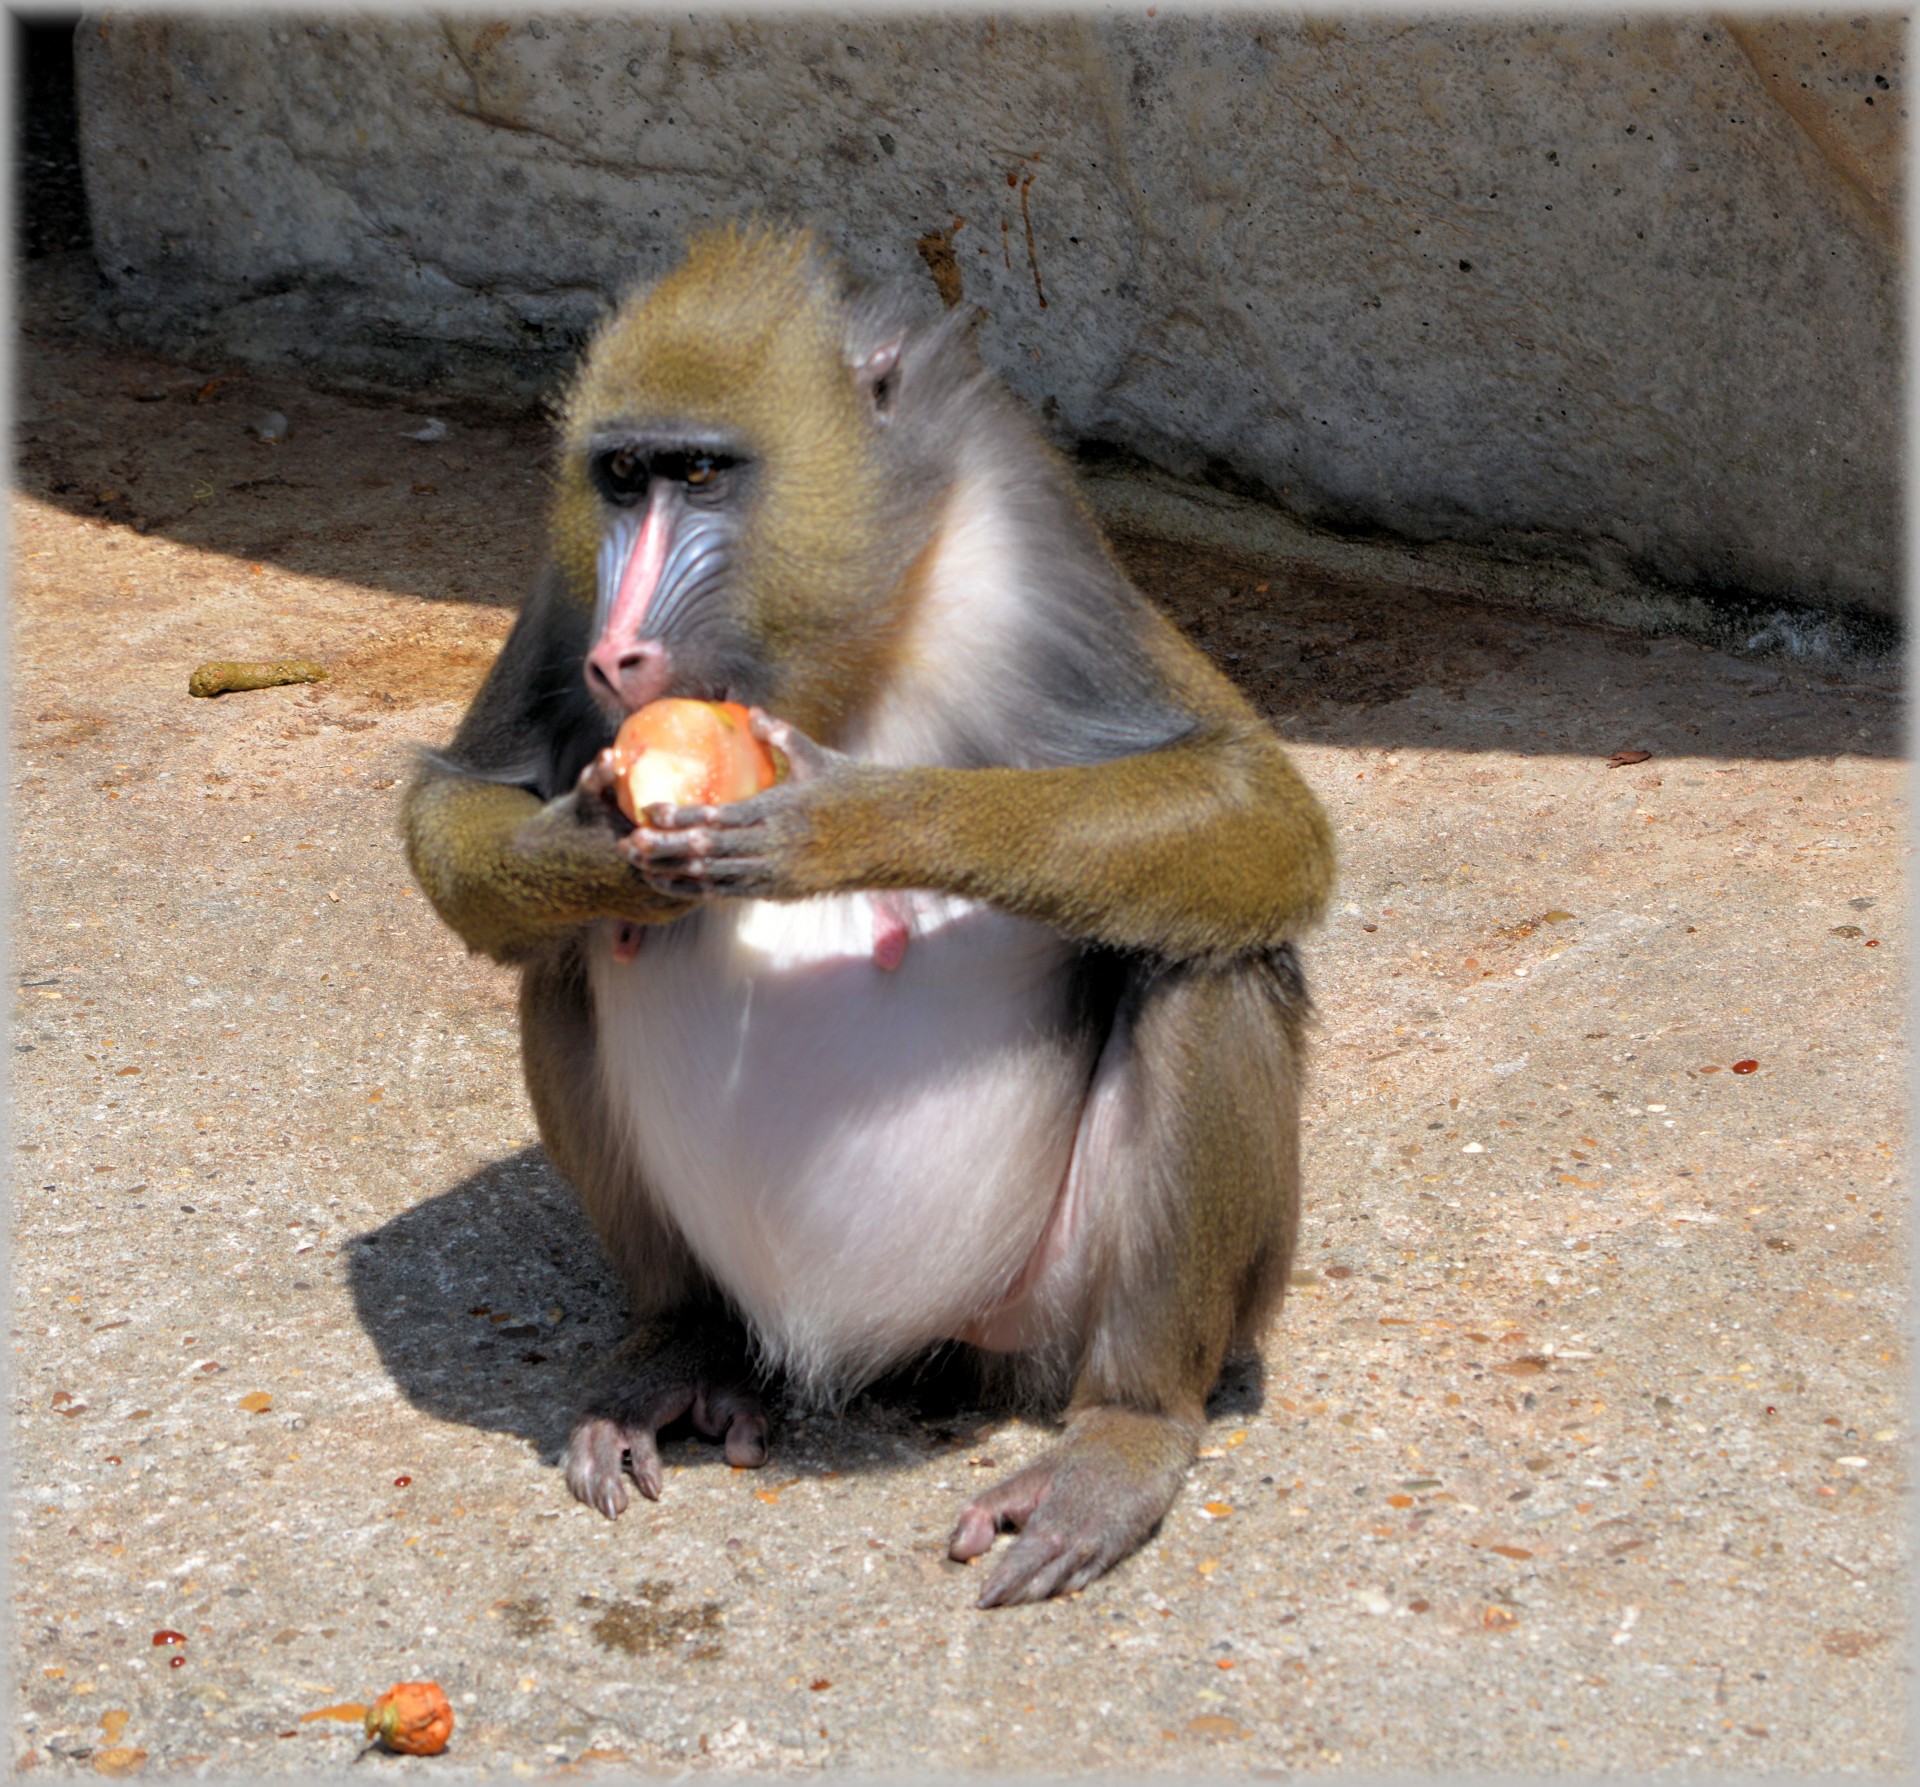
[71,10,1903,619]
[6,259,1908,1776]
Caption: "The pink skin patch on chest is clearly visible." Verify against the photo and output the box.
[872,895,912,971]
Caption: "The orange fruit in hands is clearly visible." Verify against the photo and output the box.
[608,699,778,823]
[364,1681,454,1755]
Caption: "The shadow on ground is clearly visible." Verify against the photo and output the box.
[343,1147,624,1462]
[345,1143,1267,1479]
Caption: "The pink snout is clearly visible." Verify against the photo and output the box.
[585,637,673,715]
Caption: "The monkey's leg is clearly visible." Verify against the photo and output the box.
[518,940,771,1519]
[950,951,1306,1607]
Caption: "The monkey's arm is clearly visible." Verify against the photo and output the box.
[629,713,1334,962]
[402,567,689,963]
[404,773,687,963]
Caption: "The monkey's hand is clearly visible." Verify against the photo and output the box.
[616,711,872,903]
[403,766,694,963]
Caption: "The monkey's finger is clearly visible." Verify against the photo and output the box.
[747,708,833,784]
[576,747,624,802]
[637,795,784,836]
[621,834,783,899]
[636,801,714,832]
[623,822,716,862]
[618,838,725,892]
[634,822,780,865]
[622,830,784,896]
[628,816,781,860]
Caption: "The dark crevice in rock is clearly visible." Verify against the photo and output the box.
[14,13,92,263]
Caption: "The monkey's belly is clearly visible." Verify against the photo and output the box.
[588,893,1094,1393]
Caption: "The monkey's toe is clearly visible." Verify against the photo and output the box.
[978,1528,1108,1608]
[949,1409,1194,1608]
[948,1461,1051,1562]
[953,1465,1118,1608]
[690,1383,770,1469]
[564,1330,769,1519]
[564,1415,673,1517]
[947,1504,1001,1562]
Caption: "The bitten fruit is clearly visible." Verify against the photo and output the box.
[609,699,777,823]
[364,1681,454,1756]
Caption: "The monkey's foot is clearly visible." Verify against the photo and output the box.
[563,1324,769,1519]
[947,1406,1195,1607]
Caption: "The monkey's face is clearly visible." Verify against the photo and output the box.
[555,225,917,737]
[575,430,761,718]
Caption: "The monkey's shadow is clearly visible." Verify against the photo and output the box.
[345,1146,1266,1481]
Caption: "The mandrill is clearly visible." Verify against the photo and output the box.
[403,223,1334,1606]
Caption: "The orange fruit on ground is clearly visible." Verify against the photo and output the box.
[363,1681,454,1755]
[608,699,778,822]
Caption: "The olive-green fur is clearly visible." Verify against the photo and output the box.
[1075,956,1305,1418]
[404,775,683,964]
[789,717,1332,962]
[739,573,1331,960]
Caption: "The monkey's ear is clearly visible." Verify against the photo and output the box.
[853,333,906,423]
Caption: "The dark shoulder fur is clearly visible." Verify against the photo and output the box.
[440,564,615,800]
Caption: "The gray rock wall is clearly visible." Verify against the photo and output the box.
[74,11,1903,618]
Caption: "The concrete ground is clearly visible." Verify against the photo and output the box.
[7,259,1909,1778]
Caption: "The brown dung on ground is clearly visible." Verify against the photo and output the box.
[188,659,328,698]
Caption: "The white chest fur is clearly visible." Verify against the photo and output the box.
[588,893,1092,1395]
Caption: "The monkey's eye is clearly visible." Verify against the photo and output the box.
[591,445,738,507]
[653,449,736,494]
[597,448,649,504]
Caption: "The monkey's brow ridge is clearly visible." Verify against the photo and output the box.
[586,425,743,457]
